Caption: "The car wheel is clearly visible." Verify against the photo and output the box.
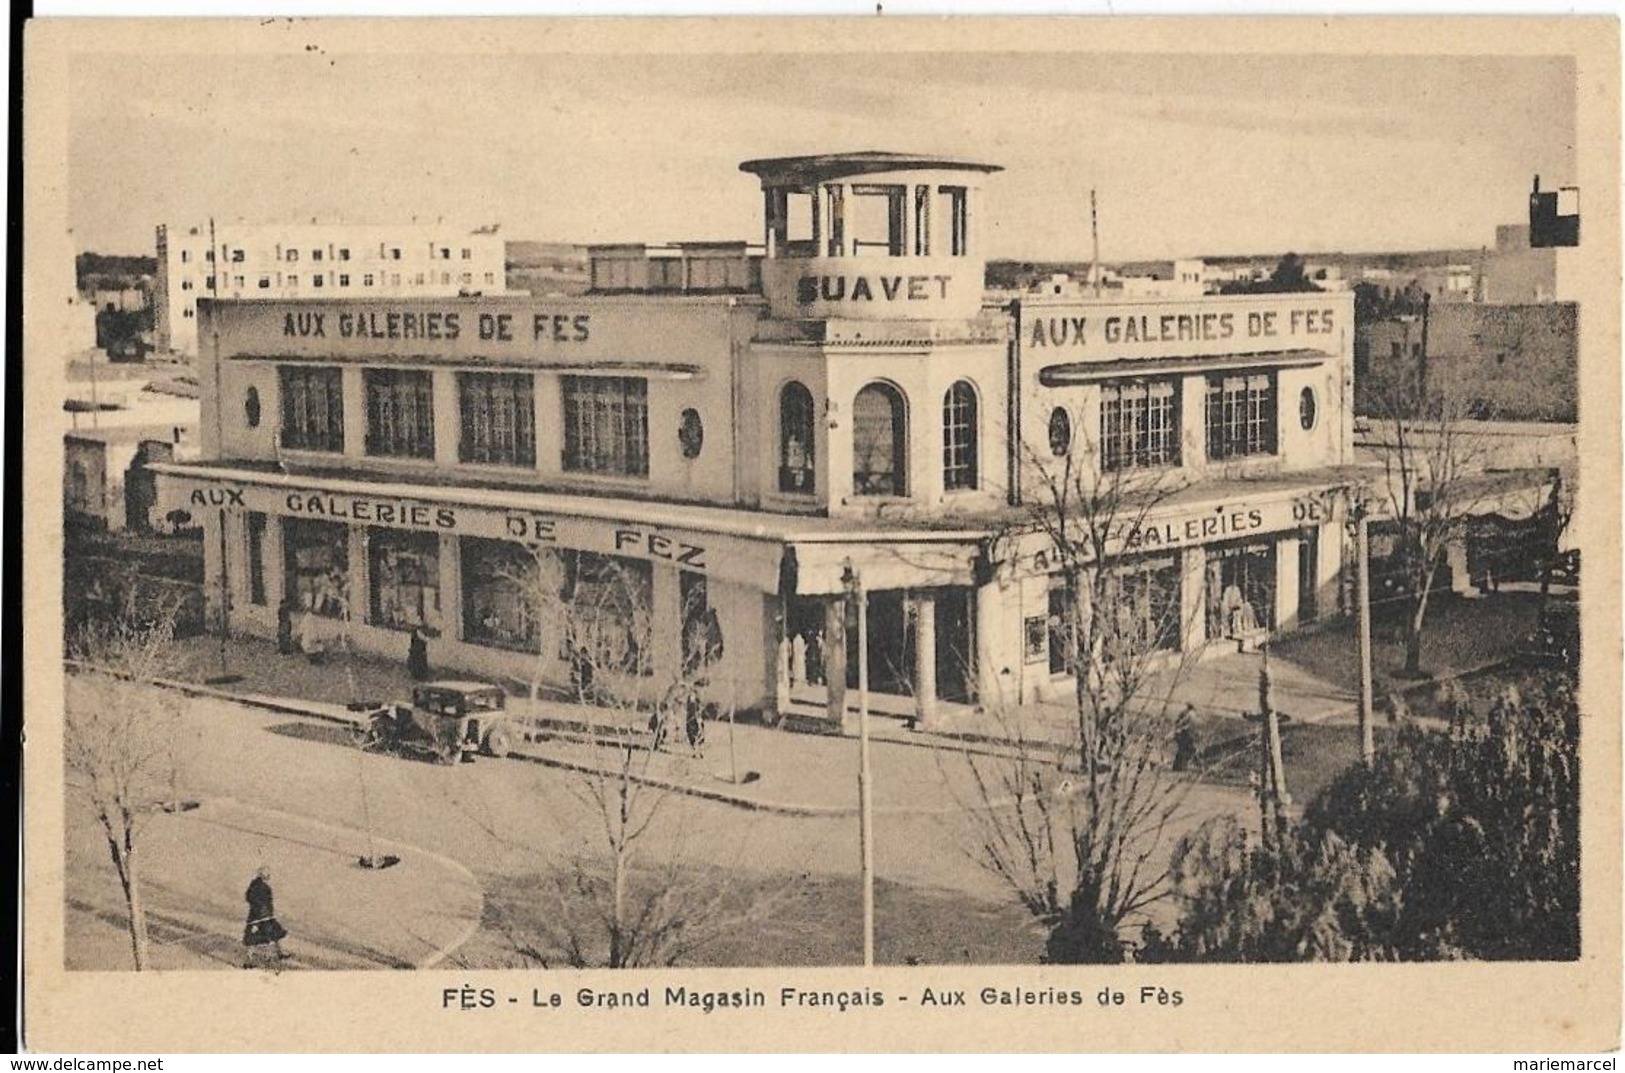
[483,723,513,757]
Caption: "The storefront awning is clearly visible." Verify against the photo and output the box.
[787,538,982,596]
[1038,348,1330,386]
[151,464,783,592]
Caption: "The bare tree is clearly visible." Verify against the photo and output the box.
[65,597,185,971]
[1365,366,1492,677]
[955,419,1207,961]
[486,542,569,702]
[467,552,777,968]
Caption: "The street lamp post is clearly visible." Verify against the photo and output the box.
[1355,506,1376,765]
[843,560,875,968]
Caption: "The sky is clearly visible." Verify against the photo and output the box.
[65,46,1576,262]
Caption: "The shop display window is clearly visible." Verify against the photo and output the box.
[368,528,440,632]
[283,517,349,618]
[1205,540,1276,639]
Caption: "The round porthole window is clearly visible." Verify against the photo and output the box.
[245,386,261,428]
[678,408,704,459]
[1048,407,1072,456]
[1299,386,1317,431]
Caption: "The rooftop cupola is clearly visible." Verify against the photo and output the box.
[740,151,1002,323]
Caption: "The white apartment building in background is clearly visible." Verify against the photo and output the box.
[153,222,508,356]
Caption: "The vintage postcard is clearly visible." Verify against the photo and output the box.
[20,15,1622,1054]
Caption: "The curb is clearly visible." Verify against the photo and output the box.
[87,666,1003,818]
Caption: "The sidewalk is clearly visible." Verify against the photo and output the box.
[156,590,1541,814]
[66,791,484,971]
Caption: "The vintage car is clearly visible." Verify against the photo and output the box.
[360,680,515,764]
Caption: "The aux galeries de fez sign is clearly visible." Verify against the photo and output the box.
[1024,296,1348,357]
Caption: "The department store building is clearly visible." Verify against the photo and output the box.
[154,151,1358,724]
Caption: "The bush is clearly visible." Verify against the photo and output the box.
[1152,673,1579,961]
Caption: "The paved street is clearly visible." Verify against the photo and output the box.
[63,671,1257,969]
[59,588,1549,969]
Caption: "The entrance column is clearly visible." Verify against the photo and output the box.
[1180,547,1207,655]
[824,596,850,732]
[1445,536,1479,597]
[912,593,938,727]
[1275,536,1301,632]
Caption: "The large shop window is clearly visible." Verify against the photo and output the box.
[1101,378,1179,471]
[279,366,345,453]
[1205,540,1276,640]
[459,372,536,467]
[461,537,542,652]
[852,382,908,496]
[562,375,649,478]
[779,381,816,493]
[365,369,435,458]
[942,380,979,491]
[368,528,440,632]
[1206,372,1277,461]
[283,517,349,618]
[562,552,655,675]
[1102,556,1183,657]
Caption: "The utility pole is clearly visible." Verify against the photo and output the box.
[1355,506,1376,765]
[1089,189,1102,298]
[203,505,243,685]
[1258,637,1291,846]
[1418,291,1431,401]
[843,560,875,968]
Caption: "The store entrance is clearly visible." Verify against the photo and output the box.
[935,589,975,704]
[784,589,975,706]
[847,590,914,697]
[1297,527,1319,625]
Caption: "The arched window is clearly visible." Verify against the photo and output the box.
[778,381,816,493]
[853,382,907,496]
[942,380,978,491]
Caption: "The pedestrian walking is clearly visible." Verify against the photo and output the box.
[1172,703,1198,772]
[277,599,295,655]
[242,865,289,968]
[407,625,431,681]
[684,689,708,758]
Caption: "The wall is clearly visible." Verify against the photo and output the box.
[1359,303,1578,422]
[1018,292,1355,502]
[201,295,754,507]
[212,509,776,710]
[159,224,509,355]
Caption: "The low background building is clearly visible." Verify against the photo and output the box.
[154,222,509,357]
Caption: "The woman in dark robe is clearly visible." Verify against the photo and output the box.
[407,625,430,681]
[242,866,288,967]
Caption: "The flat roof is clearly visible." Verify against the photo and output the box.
[66,424,194,446]
[739,151,1003,186]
